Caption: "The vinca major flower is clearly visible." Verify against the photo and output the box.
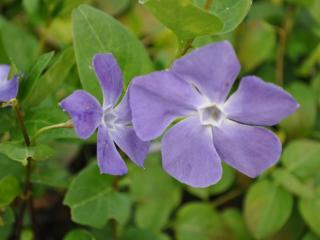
[130,41,299,187]
[0,64,19,102]
[60,54,149,175]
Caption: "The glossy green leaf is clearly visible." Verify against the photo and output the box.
[20,51,55,101]
[299,193,320,237]
[221,208,252,240]
[72,4,152,101]
[24,47,75,107]
[64,229,96,240]
[236,20,276,72]
[0,208,15,240]
[308,0,320,23]
[140,0,223,40]
[193,0,252,33]
[303,232,320,240]
[0,154,24,180]
[187,163,235,199]
[244,180,293,239]
[0,19,38,70]
[122,228,170,240]
[174,203,232,240]
[272,168,315,198]
[0,176,21,207]
[280,83,316,138]
[129,154,181,232]
[64,164,131,228]
[0,142,54,165]
[281,140,320,179]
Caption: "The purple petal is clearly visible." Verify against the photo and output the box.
[92,54,123,107]
[59,90,102,139]
[172,41,240,104]
[213,120,281,178]
[0,75,19,102]
[0,65,10,82]
[110,126,150,167]
[97,126,128,175]
[114,89,131,124]
[162,116,222,188]
[130,71,205,141]
[223,76,299,126]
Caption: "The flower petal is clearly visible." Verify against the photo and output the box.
[110,126,150,167]
[0,65,10,82]
[0,75,19,102]
[130,71,205,141]
[213,120,281,178]
[162,116,222,188]
[114,89,131,124]
[92,54,123,107]
[97,126,128,175]
[59,90,102,139]
[172,41,240,104]
[223,76,299,126]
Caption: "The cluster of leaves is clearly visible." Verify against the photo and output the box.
[0,0,320,239]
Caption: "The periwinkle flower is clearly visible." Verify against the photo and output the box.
[0,64,19,102]
[60,54,149,175]
[130,41,299,187]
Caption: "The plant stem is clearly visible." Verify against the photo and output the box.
[10,99,37,240]
[212,189,243,207]
[31,120,73,145]
[276,6,295,86]
[173,0,213,61]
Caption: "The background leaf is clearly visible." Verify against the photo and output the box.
[72,4,152,101]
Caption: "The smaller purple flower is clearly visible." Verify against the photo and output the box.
[130,41,299,188]
[60,54,149,175]
[0,64,19,102]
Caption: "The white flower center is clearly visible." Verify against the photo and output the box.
[198,104,225,127]
[103,107,119,130]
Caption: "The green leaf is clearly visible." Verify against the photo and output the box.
[0,176,21,207]
[187,163,235,199]
[303,232,320,240]
[129,154,181,232]
[221,208,252,240]
[272,168,315,198]
[72,4,152,100]
[24,47,75,107]
[64,164,131,228]
[0,208,15,240]
[244,180,293,239]
[193,0,252,34]
[64,229,96,240]
[122,228,170,240]
[308,0,320,23]
[0,142,54,165]
[236,20,276,72]
[0,154,24,180]
[20,51,55,101]
[140,0,223,40]
[280,83,317,139]
[174,203,232,240]
[0,19,38,70]
[281,140,320,179]
[299,193,320,237]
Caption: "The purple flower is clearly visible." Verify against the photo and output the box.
[130,41,299,187]
[60,54,149,175]
[0,65,19,102]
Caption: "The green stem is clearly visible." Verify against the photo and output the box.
[10,99,37,240]
[31,120,73,145]
[212,189,243,207]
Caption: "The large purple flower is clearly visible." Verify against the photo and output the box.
[60,54,149,175]
[0,64,19,102]
[130,41,299,187]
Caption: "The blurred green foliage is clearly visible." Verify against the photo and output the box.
[0,0,320,239]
